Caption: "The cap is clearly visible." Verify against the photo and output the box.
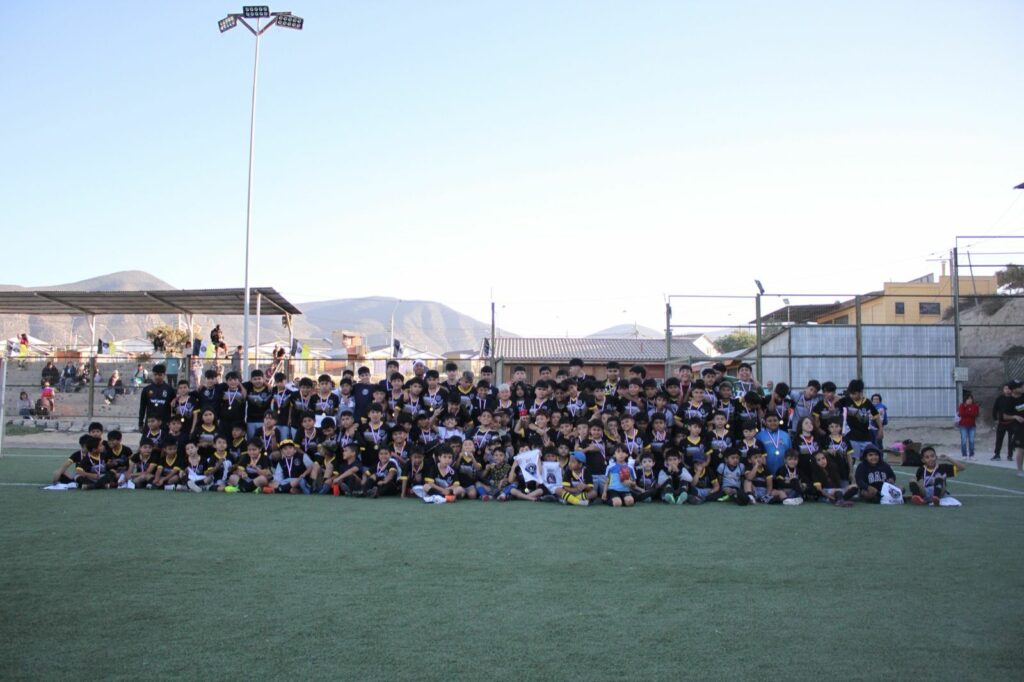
[571,451,587,464]
[1009,380,1023,390]
[861,445,882,458]
[412,359,426,368]
[279,439,296,447]
[692,451,708,463]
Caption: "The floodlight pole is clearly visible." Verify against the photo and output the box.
[220,7,304,377]
[240,20,262,378]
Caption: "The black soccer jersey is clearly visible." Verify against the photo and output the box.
[219,388,247,428]
[138,381,174,429]
[836,397,878,442]
[243,383,272,423]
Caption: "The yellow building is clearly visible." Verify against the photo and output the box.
[815,274,999,325]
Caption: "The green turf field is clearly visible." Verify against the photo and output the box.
[1,448,1022,681]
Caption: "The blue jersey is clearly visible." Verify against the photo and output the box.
[605,462,636,493]
[756,429,792,474]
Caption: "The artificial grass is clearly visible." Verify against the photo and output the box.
[0,449,1021,681]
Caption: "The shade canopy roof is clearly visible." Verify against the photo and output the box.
[0,288,301,317]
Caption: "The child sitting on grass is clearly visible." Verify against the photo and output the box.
[687,450,720,504]
[227,440,273,493]
[810,451,858,507]
[418,447,460,503]
[854,445,897,503]
[772,450,807,506]
[909,447,964,506]
[603,444,636,507]
[559,451,593,506]
[657,450,691,504]
[716,448,748,505]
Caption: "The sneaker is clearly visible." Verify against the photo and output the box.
[991,454,1002,461]
[125,480,136,490]
[164,484,175,491]
[332,484,341,496]
[176,484,189,491]
[444,495,456,503]
[65,482,78,489]
[747,494,758,505]
[716,494,731,502]
[262,485,275,494]
[663,493,675,504]
[783,497,803,506]
[187,480,202,493]
[674,492,688,504]
[578,499,590,507]
[835,499,854,508]
[931,496,941,506]
[481,495,492,501]
[1017,472,1024,478]
[911,495,926,505]
[224,485,239,493]
[497,494,507,502]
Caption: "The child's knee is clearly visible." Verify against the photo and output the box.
[624,496,635,506]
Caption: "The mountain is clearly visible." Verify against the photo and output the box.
[0,271,507,355]
[587,323,665,339]
[300,297,508,354]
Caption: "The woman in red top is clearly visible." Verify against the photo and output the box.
[957,392,980,459]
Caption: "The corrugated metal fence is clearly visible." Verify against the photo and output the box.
[761,325,955,418]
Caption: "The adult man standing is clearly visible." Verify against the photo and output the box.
[991,383,1014,461]
[138,363,173,431]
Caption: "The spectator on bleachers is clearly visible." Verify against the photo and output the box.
[58,362,76,392]
[39,382,55,414]
[41,360,60,388]
[102,370,124,405]
[132,364,148,393]
[189,356,203,389]
[17,391,34,417]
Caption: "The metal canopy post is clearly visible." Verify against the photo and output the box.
[755,295,763,383]
[255,291,263,373]
[854,295,863,379]
[664,302,671,370]
[0,355,8,458]
[87,315,97,423]
[951,247,962,404]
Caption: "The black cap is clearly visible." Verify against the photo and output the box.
[1009,380,1023,390]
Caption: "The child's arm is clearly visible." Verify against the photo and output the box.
[940,454,964,471]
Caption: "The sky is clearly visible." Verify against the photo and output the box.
[1,0,1022,338]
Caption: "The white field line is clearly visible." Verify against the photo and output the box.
[893,469,1024,496]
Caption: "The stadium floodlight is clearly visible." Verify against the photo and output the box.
[219,6,305,376]
[754,279,765,295]
[274,13,304,30]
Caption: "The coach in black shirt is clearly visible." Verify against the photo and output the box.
[138,364,174,431]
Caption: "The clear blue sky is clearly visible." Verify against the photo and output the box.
[2,1,1022,337]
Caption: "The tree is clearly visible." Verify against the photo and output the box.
[714,330,757,354]
[146,324,192,353]
[996,264,1024,293]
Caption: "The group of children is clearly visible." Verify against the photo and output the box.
[48,359,963,507]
